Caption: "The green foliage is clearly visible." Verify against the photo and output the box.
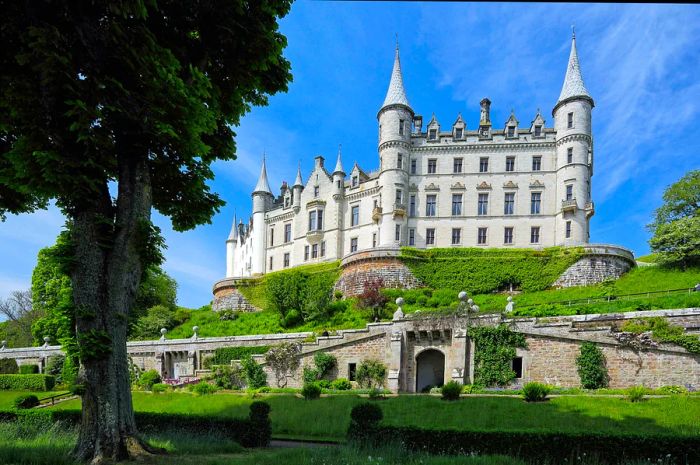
[131,304,190,341]
[313,352,337,379]
[331,378,352,390]
[657,385,688,395]
[264,343,301,388]
[204,346,270,368]
[76,329,112,362]
[621,317,700,354]
[303,367,319,384]
[44,356,65,385]
[626,385,649,402]
[0,374,55,391]
[348,402,383,442]
[191,381,217,396]
[441,381,463,401]
[301,382,322,400]
[522,382,551,402]
[13,393,39,409]
[208,365,244,390]
[19,365,39,374]
[150,383,169,394]
[357,278,389,321]
[401,247,584,294]
[138,370,162,391]
[0,359,18,375]
[241,355,267,389]
[469,325,527,387]
[356,360,387,389]
[576,342,608,389]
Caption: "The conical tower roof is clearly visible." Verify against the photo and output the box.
[253,155,272,195]
[333,145,345,175]
[227,212,238,241]
[380,45,411,111]
[557,31,593,106]
[293,162,304,187]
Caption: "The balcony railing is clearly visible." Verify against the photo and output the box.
[585,201,595,218]
[561,198,577,213]
[372,206,383,222]
[306,229,323,243]
[393,203,407,218]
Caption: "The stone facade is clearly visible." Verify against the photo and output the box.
[554,244,635,288]
[334,248,422,297]
[211,279,258,312]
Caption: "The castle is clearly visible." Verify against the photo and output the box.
[225,33,595,279]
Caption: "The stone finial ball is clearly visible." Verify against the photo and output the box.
[396,297,404,306]
[507,296,513,302]
[43,336,50,343]
[192,326,199,333]
[160,328,167,335]
[467,299,474,306]
[458,291,468,301]
[1,340,6,347]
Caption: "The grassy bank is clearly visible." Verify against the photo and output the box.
[0,391,68,409]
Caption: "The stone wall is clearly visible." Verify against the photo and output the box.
[212,278,259,312]
[554,244,635,288]
[334,247,421,297]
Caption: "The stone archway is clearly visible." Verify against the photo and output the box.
[415,349,446,393]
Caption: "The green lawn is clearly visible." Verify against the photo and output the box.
[0,391,68,409]
[51,391,700,442]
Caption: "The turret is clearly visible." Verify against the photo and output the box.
[292,163,303,212]
[332,145,345,198]
[225,212,238,278]
[251,156,273,275]
[553,30,594,245]
[377,43,412,247]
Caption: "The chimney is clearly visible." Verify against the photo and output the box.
[314,156,325,169]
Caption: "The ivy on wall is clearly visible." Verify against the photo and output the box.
[400,247,584,294]
[620,317,700,354]
[203,346,270,368]
[469,324,527,387]
[576,342,609,389]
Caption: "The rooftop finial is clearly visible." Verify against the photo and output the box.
[395,33,399,50]
[572,24,576,39]
[293,161,304,187]
[333,144,345,175]
[380,42,411,111]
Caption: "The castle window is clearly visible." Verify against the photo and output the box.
[352,176,359,187]
[426,228,435,245]
[348,363,357,381]
[532,156,542,171]
[284,224,292,243]
[478,193,489,216]
[397,153,403,169]
[321,241,326,257]
[409,195,416,216]
[426,194,437,217]
[452,194,462,216]
[534,125,542,137]
[453,158,463,173]
[530,226,540,244]
[351,205,359,226]
[567,112,574,129]
[479,157,489,173]
[314,186,320,198]
[504,227,514,244]
[399,119,405,136]
[452,228,461,245]
[512,357,523,378]
[507,126,515,138]
[372,233,377,248]
[336,180,341,188]
[270,227,274,246]
[566,221,572,238]
[410,159,417,174]
[395,224,401,242]
[566,184,574,201]
[567,147,573,164]
[409,228,415,246]
[429,129,437,140]
[284,197,290,208]
[269,256,273,270]
[304,245,309,261]
[504,193,515,215]
[395,189,403,206]
[311,243,318,259]
[506,157,515,172]
[283,253,290,268]
[530,193,541,215]
[350,237,358,252]
[428,159,437,174]
[477,227,487,245]
[455,127,463,139]
[308,209,323,231]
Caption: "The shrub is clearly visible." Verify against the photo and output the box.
[368,387,384,400]
[264,342,301,388]
[441,381,463,401]
[416,295,428,306]
[13,394,39,409]
[348,402,383,442]
[357,278,389,321]
[209,364,244,390]
[44,355,65,384]
[191,381,217,396]
[657,385,688,395]
[356,359,387,389]
[314,352,337,379]
[301,382,322,400]
[317,379,331,389]
[576,342,609,389]
[462,384,477,394]
[302,367,319,384]
[203,346,270,368]
[0,374,55,391]
[138,370,162,391]
[331,378,352,390]
[19,364,39,374]
[522,382,551,402]
[0,358,18,374]
[248,401,272,447]
[61,354,78,386]
[240,355,267,389]
[626,385,648,402]
[151,383,169,393]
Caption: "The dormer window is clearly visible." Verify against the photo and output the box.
[507,126,515,138]
[455,127,463,139]
[429,129,437,141]
[534,125,542,137]
[284,197,290,208]
[399,119,405,136]
[352,176,359,187]
[314,186,319,198]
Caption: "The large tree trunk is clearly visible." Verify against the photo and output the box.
[72,152,158,464]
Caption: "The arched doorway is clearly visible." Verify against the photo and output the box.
[415,349,445,393]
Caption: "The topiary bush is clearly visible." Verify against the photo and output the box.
[356,359,387,389]
[13,394,39,409]
[301,382,322,400]
[348,402,383,443]
[331,378,352,390]
[522,382,551,402]
[576,342,609,389]
[441,381,463,401]
[138,369,162,391]
[19,364,39,374]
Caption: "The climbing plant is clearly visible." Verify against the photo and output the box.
[576,342,608,389]
[621,317,700,354]
[469,324,527,387]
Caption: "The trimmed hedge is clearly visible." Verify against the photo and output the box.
[19,364,39,374]
[0,374,55,391]
[204,346,270,368]
[0,400,272,447]
[400,247,584,293]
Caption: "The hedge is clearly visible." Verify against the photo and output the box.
[400,247,584,293]
[0,374,55,391]
[0,401,271,447]
[203,346,271,368]
[19,364,39,374]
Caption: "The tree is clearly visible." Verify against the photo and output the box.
[648,170,700,268]
[0,290,38,347]
[0,2,292,462]
[357,278,389,321]
[264,342,301,388]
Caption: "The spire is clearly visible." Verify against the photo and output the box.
[293,162,304,187]
[380,42,411,110]
[333,144,345,175]
[557,31,593,105]
[227,211,238,241]
[253,154,272,195]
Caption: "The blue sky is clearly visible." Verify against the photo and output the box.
[1,2,699,310]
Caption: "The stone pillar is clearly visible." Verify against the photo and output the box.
[450,328,468,384]
[155,352,164,378]
[187,350,196,377]
[387,330,403,393]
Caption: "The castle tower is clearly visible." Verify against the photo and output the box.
[377,43,413,247]
[332,146,346,255]
[553,30,594,245]
[251,156,273,275]
[225,212,238,278]
[292,163,304,212]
